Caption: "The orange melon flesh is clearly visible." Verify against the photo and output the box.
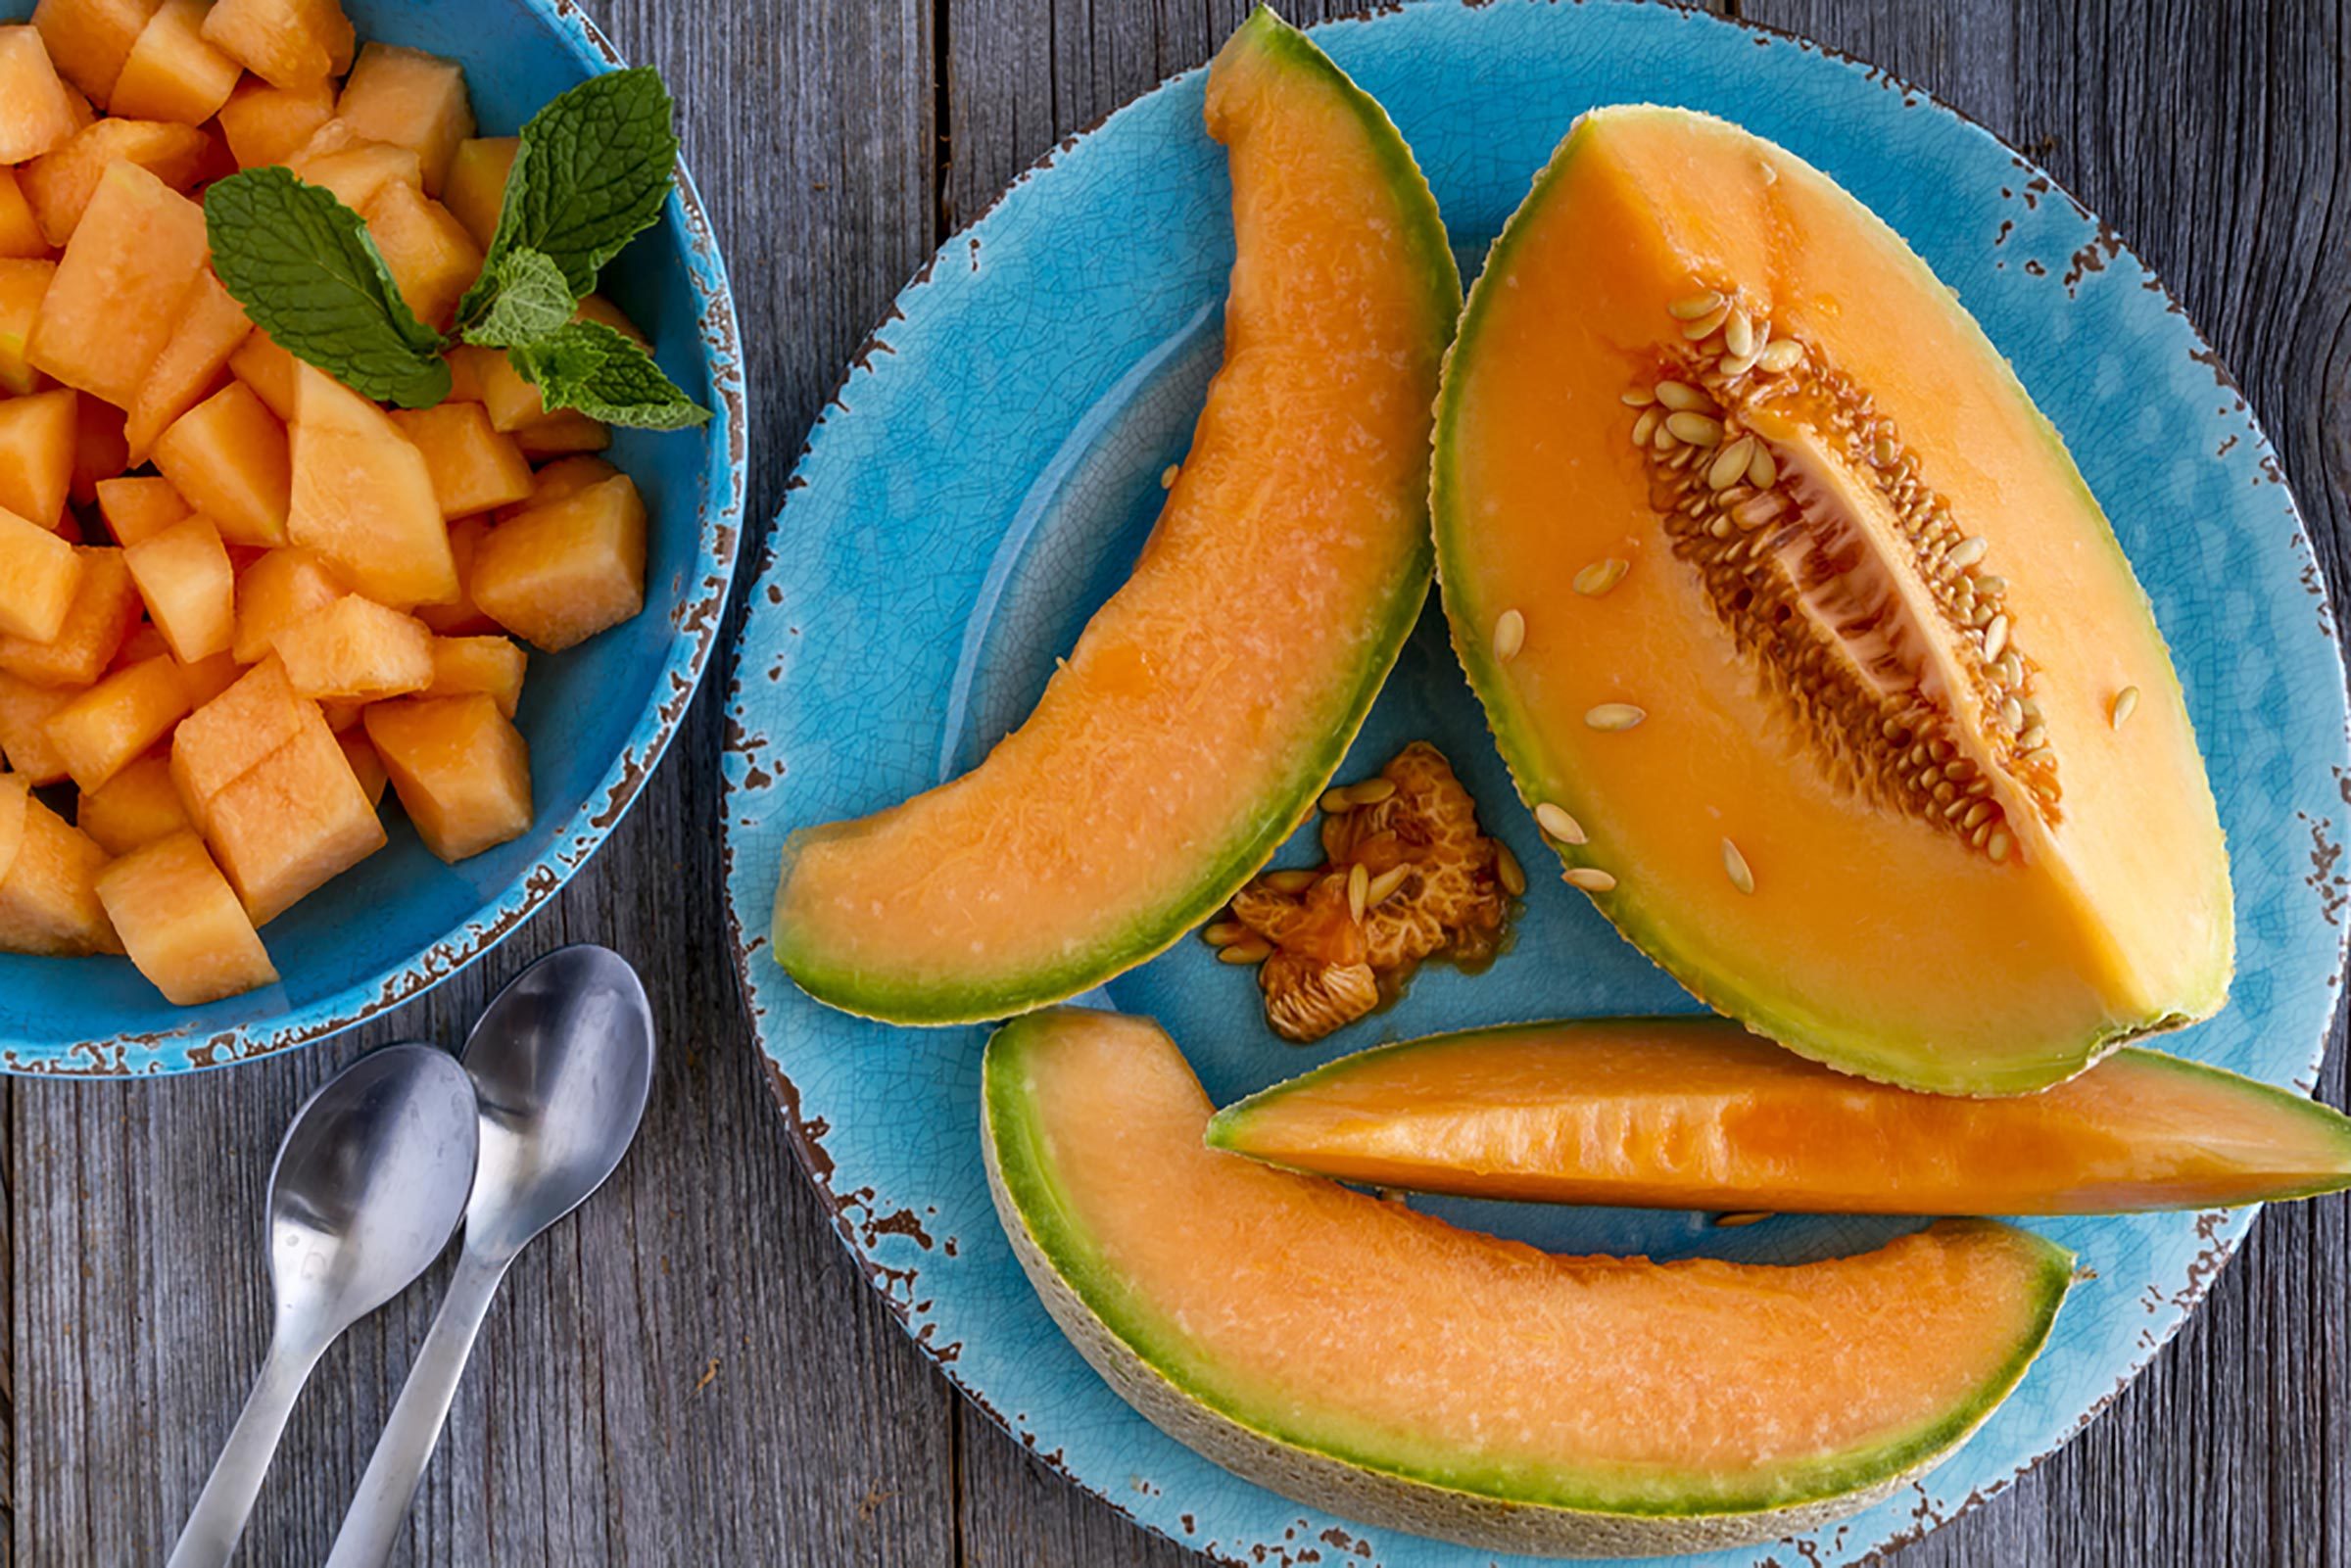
[0,544,138,688]
[197,0,352,89]
[43,651,191,792]
[389,402,533,518]
[216,76,335,168]
[95,828,276,1003]
[107,0,241,125]
[361,692,530,863]
[70,390,126,505]
[198,697,386,923]
[20,117,210,246]
[288,362,458,607]
[774,15,1458,1024]
[0,25,87,164]
[29,0,163,104]
[124,269,253,463]
[24,161,209,410]
[0,260,58,395]
[1432,108,2230,1093]
[95,473,189,544]
[0,504,82,641]
[0,387,76,526]
[75,750,191,854]
[0,172,45,260]
[0,673,77,782]
[1209,1018,2351,1213]
[154,380,291,547]
[468,471,645,652]
[0,774,120,954]
[443,136,516,248]
[270,593,433,702]
[984,1008,2072,1547]
[231,545,344,663]
[335,42,472,195]
[360,181,482,331]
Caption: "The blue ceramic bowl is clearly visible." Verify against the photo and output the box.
[0,0,745,1073]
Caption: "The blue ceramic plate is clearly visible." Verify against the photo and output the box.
[723,4,2346,1562]
[0,0,744,1074]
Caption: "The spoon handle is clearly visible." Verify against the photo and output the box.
[323,1247,510,1568]
[166,1336,320,1568]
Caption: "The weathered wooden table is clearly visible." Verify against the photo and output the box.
[14,2,2347,1563]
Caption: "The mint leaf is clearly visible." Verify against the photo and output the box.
[508,321,709,431]
[204,167,451,408]
[462,247,576,348]
[465,68,679,317]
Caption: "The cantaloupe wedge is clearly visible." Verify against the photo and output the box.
[24,161,208,410]
[197,0,351,89]
[442,135,515,249]
[336,42,472,195]
[97,828,276,1002]
[362,692,530,862]
[124,270,252,463]
[122,514,233,661]
[93,472,188,544]
[0,544,138,687]
[0,25,88,164]
[0,386,76,526]
[42,650,191,792]
[0,673,76,782]
[288,362,457,607]
[0,260,56,395]
[75,749,189,854]
[215,74,334,168]
[106,0,238,125]
[151,380,291,547]
[271,594,433,702]
[984,1008,2072,1554]
[468,472,645,652]
[20,117,209,245]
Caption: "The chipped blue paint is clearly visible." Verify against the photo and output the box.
[0,0,746,1075]
[721,2,2345,1563]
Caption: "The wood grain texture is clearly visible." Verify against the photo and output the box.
[12,1,2350,1565]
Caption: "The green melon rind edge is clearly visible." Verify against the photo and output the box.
[774,5,1462,1027]
[983,1009,2077,1554]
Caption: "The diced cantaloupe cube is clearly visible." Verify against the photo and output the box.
[29,0,163,105]
[414,514,496,636]
[286,121,421,213]
[362,692,530,863]
[168,651,300,817]
[0,671,77,781]
[0,259,55,394]
[0,386,76,526]
[270,594,432,702]
[24,162,208,409]
[424,634,524,718]
[573,294,648,346]
[69,387,126,505]
[215,74,333,168]
[202,700,384,922]
[336,724,384,804]
[360,180,479,330]
[0,503,82,641]
[336,43,473,195]
[288,362,456,607]
[231,545,341,663]
[124,268,250,462]
[122,513,231,660]
[110,619,167,668]
[443,343,491,403]
[96,828,274,1001]
[442,135,514,249]
[467,473,646,653]
[94,473,187,544]
[0,171,46,260]
[389,402,531,519]
[226,328,297,419]
[0,774,119,953]
[513,410,613,461]
[107,0,238,125]
[41,649,189,790]
[0,544,137,686]
[0,25,88,165]
[151,380,289,546]
[198,0,351,89]
[21,117,208,245]
[175,647,239,708]
[74,748,187,853]
[471,347,565,434]
[498,455,615,520]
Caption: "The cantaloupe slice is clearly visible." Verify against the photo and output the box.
[288,361,457,607]
[20,117,209,246]
[24,161,208,410]
[215,74,334,168]
[1210,1018,2351,1213]
[197,0,351,89]
[0,503,82,641]
[271,594,432,702]
[362,692,529,862]
[389,402,532,518]
[97,828,275,1002]
[468,472,644,652]
[0,260,56,395]
[29,0,162,104]
[0,386,76,526]
[423,634,523,717]
[774,13,1458,1022]
[360,180,480,331]
[122,514,232,661]
[195,692,384,922]
[442,135,514,249]
[0,773,119,953]
[106,0,235,124]
[42,650,190,791]
[151,380,290,547]
[93,472,188,544]
[75,749,189,853]
[0,25,88,164]
[0,544,137,687]
[336,42,472,195]
[226,328,297,419]
[124,269,251,463]
[985,1008,2073,1554]
[231,545,341,663]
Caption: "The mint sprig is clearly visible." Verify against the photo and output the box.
[203,67,707,431]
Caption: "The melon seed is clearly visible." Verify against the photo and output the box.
[1160,463,1180,490]
[1665,411,1722,446]
[1987,829,2014,864]
[1563,867,1617,892]
[1573,557,1630,596]
[1266,868,1319,893]
[1202,921,1246,946]
[1982,613,2010,663]
[1317,788,1351,815]
[1220,938,1271,965]
[1668,289,1726,320]
[1745,443,1777,489]
[1492,608,1526,662]
[1367,866,1411,907]
[1713,1211,1773,1228]
[1584,703,1647,732]
[2111,686,2140,728]
[1347,862,1369,922]
[1756,338,1804,372]
[1631,407,1660,447]
[1945,536,1989,569]
[1621,387,1656,407]
[1655,379,1712,412]
[1348,777,1398,806]
[1720,837,1755,895]
[1706,437,1755,491]
[1495,842,1527,896]
[1723,309,1754,359]
[1534,802,1586,844]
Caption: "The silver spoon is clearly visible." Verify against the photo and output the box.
[324,944,655,1568]
[167,1043,479,1568]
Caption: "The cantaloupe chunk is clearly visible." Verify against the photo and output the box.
[286,122,421,213]
[25,162,208,409]
[288,362,456,606]
[151,380,289,546]
[0,259,55,394]
[93,473,187,544]
[168,651,299,816]
[271,594,431,702]
[0,386,75,525]
[0,26,88,165]
[0,544,136,686]
[414,514,496,635]
[0,775,119,953]
[336,724,383,804]
[360,180,479,330]
[124,269,250,462]
[442,135,514,249]
[424,634,523,718]
[215,74,333,168]
[175,646,240,707]
[226,328,297,419]
[20,118,208,245]
[96,828,274,1001]
[389,402,531,518]
[69,387,125,504]
[110,620,167,668]
[336,43,472,196]
[122,514,231,660]
[0,673,75,781]
[42,649,190,790]
[29,0,163,105]
[362,692,529,862]
[573,294,647,346]
[74,748,186,853]
[467,348,608,456]
[107,0,238,125]
[230,545,341,662]
[513,409,610,460]
[198,0,351,89]
[203,700,384,922]
[468,473,645,652]
[495,456,616,523]
[0,503,82,641]
[0,171,46,259]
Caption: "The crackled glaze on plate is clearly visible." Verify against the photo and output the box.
[722,4,2347,1562]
